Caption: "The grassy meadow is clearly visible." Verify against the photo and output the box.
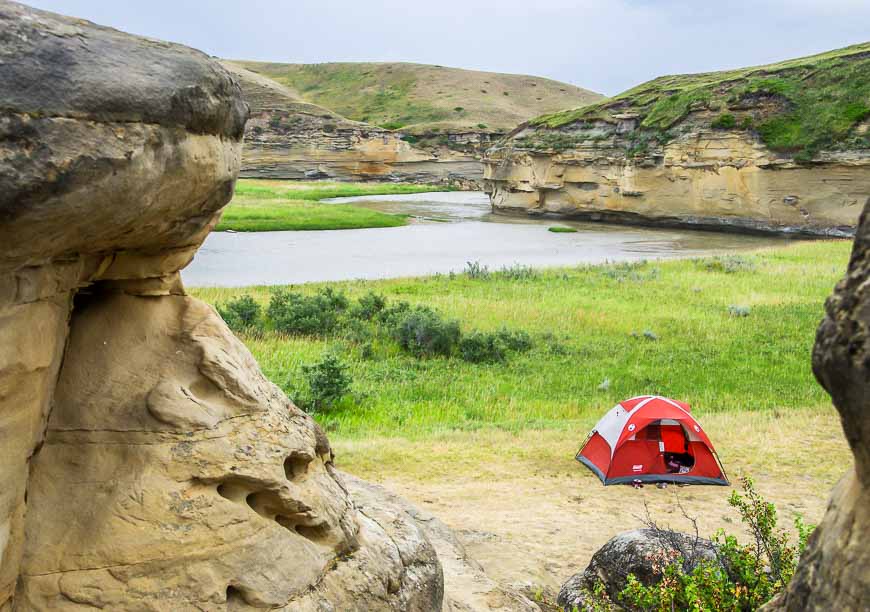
[191,239,851,440]
[216,179,453,232]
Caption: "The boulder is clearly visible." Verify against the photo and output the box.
[0,2,441,609]
[762,197,870,610]
[556,528,718,610]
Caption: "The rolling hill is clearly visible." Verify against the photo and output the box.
[226,60,604,134]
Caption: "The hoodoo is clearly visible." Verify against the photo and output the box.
[0,2,442,609]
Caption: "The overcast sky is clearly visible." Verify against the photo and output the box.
[28,0,869,95]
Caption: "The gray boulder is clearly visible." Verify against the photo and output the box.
[557,528,719,610]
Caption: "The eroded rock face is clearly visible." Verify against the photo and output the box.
[484,43,870,236]
[223,62,485,189]
[0,2,441,609]
[763,198,870,610]
[484,131,868,237]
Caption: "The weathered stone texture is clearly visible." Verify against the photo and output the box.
[0,2,442,610]
[762,198,870,610]
[484,128,869,236]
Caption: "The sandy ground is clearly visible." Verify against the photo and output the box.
[334,408,850,597]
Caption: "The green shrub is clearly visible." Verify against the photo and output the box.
[267,288,348,335]
[618,476,814,612]
[388,306,460,358]
[453,106,464,112]
[459,331,507,363]
[351,291,387,320]
[218,295,262,333]
[548,226,578,233]
[298,351,351,413]
[495,328,533,353]
[711,113,737,129]
[477,123,488,129]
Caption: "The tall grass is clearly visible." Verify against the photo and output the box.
[190,240,850,438]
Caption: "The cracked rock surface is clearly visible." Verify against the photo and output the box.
[762,198,870,611]
[0,2,441,609]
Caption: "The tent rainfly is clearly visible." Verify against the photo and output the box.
[577,395,729,486]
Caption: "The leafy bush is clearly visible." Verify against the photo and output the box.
[218,295,262,333]
[495,328,533,353]
[267,288,348,335]
[298,351,351,413]
[711,113,737,129]
[350,291,387,320]
[387,306,460,358]
[617,477,814,612]
[459,331,507,363]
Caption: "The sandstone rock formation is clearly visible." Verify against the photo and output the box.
[342,475,542,612]
[0,2,441,609]
[223,60,605,189]
[762,197,870,610]
[556,528,718,610]
[485,43,870,236]
[224,62,488,188]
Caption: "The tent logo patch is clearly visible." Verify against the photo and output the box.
[632,464,644,472]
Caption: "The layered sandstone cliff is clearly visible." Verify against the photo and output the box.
[225,61,604,188]
[485,43,870,236]
[223,62,484,188]
[0,2,442,609]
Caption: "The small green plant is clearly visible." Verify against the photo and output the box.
[702,255,757,274]
[617,476,815,612]
[711,113,737,129]
[459,331,507,363]
[267,287,348,335]
[497,263,540,281]
[453,106,464,112]
[477,123,487,129]
[217,295,262,333]
[388,306,461,358]
[549,226,578,233]
[458,327,533,363]
[298,350,352,413]
[351,291,387,320]
[464,260,491,280]
[728,304,752,317]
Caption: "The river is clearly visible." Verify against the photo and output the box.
[182,191,792,287]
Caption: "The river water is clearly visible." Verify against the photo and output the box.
[182,191,792,287]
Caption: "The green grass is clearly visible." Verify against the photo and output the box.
[548,226,578,233]
[191,240,851,438]
[528,41,870,159]
[236,63,450,130]
[216,179,454,232]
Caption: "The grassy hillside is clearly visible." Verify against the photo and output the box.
[228,60,604,133]
[528,42,870,160]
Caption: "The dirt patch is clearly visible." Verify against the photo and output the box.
[334,408,849,595]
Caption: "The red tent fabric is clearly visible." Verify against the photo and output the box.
[577,395,729,486]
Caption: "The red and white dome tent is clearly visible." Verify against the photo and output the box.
[577,395,729,486]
